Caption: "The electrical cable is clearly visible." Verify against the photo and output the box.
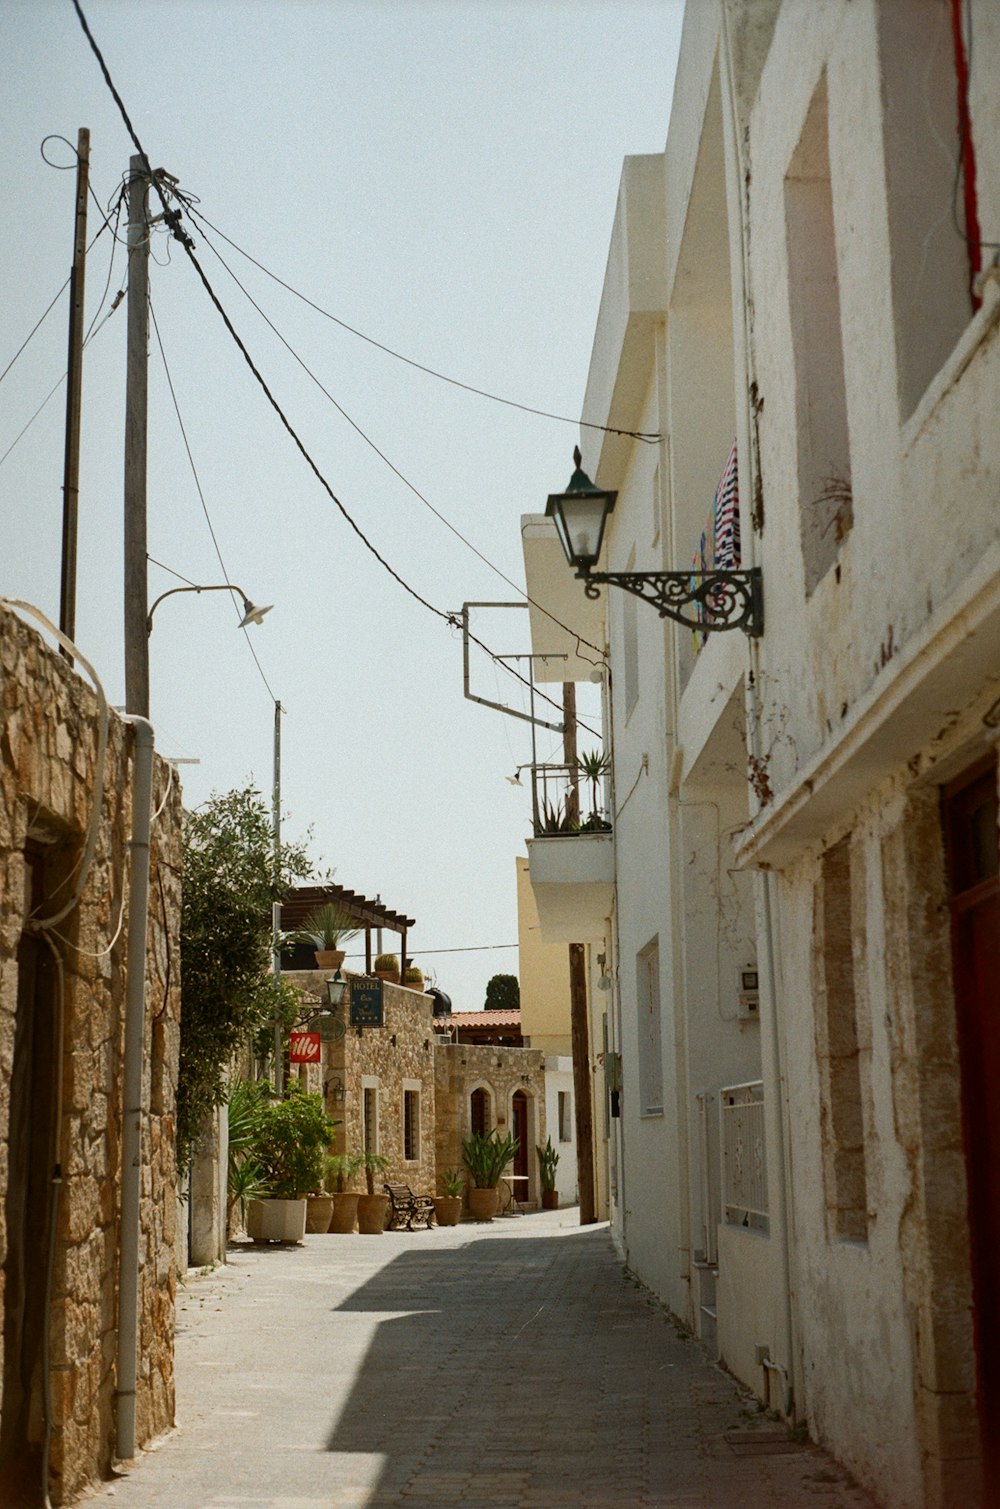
[190,217,607,666]
[148,294,277,704]
[182,202,660,445]
[0,214,114,390]
[70,0,593,732]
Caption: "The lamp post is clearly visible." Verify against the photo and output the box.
[546,448,763,636]
[146,582,273,635]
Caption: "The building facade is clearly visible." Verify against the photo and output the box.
[518,4,999,1506]
[0,603,182,1504]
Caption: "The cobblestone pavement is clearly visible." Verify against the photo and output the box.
[84,1209,879,1508]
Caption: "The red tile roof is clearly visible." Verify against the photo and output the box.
[437,1010,521,1029]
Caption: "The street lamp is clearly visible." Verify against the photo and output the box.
[546,448,763,636]
[325,971,348,1009]
[146,582,273,635]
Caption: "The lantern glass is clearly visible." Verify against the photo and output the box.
[545,466,616,571]
[326,972,347,1009]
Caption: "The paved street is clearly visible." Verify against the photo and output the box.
[86,1209,877,1508]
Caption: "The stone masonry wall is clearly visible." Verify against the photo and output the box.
[434,1042,547,1207]
[0,604,182,1503]
[284,973,437,1196]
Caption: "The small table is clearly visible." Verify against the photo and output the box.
[499,1174,530,1215]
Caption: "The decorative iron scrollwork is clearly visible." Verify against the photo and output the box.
[580,566,763,636]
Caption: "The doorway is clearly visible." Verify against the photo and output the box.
[0,849,59,1505]
[512,1091,530,1201]
[943,756,1000,1490]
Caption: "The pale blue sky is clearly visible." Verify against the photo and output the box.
[1,0,682,1007]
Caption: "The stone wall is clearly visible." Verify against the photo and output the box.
[0,604,182,1503]
[284,973,437,1195]
[434,1041,547,1207]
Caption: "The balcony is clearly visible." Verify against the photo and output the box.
[525,762,614,944]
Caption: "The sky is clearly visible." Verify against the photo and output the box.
[1,0,683,1010]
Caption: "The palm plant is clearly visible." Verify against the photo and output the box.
[576,749,611,823]
[286,902,360,951]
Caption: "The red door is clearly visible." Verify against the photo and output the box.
[944,758,1000,1490]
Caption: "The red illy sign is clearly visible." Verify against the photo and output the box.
[289,1032,321,1063]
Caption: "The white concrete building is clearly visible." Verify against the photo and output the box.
[518,4,999,1507]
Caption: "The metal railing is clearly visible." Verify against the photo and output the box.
[719,1080,768,1235]
[695,1090,719,1265]
[529,762,612,839]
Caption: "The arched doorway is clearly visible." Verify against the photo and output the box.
[512,1090,531,1201]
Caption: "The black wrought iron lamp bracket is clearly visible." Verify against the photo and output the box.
[577,565,763,637]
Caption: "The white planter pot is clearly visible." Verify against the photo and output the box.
[247,1198,307,1244]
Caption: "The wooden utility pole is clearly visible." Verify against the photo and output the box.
[124,154,150,717]
[59,127,90,660]
[564,682,597,1224]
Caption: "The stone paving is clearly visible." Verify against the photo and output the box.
[84,1208,879,1508]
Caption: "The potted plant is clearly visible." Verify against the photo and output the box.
[286,903,361,969]
[461,1128,519,1222]
[357,1149,391,1233]
[537,1135,560,1209]
[245,1082,338,1243]
[403,965,425,991]
[434,1167,464,1226]
[227,1079,271,1235]
[327,1151,363,1233]
[373,952,400,984]
[576,748,611,829]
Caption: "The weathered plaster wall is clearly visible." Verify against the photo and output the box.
[0,604,181,1503]
[516,857,572,1055]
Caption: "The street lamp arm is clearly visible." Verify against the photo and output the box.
[578,566,763,637]
[145,583,273,635]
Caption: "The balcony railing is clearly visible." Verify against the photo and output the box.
[719,1080,768,1235]
[529,761,612,839]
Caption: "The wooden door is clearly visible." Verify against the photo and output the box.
[944,758,1000,1488]
[512,1091,529,1182]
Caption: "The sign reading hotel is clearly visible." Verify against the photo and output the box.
[289,1031,321,1063]
[350,979,384,1029]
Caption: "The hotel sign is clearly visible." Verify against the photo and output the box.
[350,979,384,1029]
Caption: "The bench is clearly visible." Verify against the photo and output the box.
[384,1182,435,1231]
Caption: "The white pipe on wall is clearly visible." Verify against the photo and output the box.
[116,715,155,1461]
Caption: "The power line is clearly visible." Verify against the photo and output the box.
[190,213,606,667]
[148,294,277,704]
[69,0,598,735]
[181,204,661,445]
[344,942,519,958]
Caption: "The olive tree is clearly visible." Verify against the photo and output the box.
[178,785,311,1167]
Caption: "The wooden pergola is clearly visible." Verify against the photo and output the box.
[279,884,415,975]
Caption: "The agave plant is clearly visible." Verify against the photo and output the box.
[285,902,360,951]
[461,1128,520,1189]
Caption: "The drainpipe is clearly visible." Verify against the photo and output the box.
[116,715,155,1461]
[719,4,799,1416]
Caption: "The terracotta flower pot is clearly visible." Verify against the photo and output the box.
[434,1195,462,1227]
[330,1192,360,1233]
[305,1194,334,1232]
[315,949,346,970]
[468,1187,499,1222]
[357,1193,390,1234]
[542,1189,560,1210]
[374,970,399,985]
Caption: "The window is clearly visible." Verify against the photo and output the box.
[403,1087,420,1161]
[557,1090,572,1142]
[816,838,868,1241]
[622,574,639,717]
[785,75,852,593]
[637,939,663,1116]
[470,1086,491,1137]
[363,1084,378,1154]
[879,0,974,418]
